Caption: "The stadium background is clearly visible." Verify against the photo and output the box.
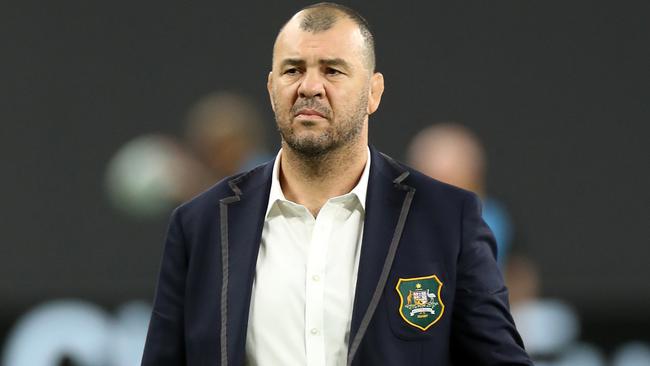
[1,1,648,362]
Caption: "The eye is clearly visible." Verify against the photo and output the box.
[325,67,342,76]
[283,68,300,75]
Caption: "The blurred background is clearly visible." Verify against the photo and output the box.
[1,1,648,365]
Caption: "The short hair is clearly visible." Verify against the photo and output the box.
[278,2,376,71]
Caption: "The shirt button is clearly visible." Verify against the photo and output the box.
[312,275,320,282]
[310,328,320,335]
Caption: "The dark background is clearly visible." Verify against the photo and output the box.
[2,1,648,351]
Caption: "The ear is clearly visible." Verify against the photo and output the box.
[267,71,275,112]
[367,72,384,115]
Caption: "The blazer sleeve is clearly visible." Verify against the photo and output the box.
[450,193,533,365]
[141,208,188,365]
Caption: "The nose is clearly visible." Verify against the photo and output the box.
[297,70,325,99]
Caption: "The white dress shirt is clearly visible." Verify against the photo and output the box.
[245,148,370,366]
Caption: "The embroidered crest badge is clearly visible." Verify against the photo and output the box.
[395,274,444,331]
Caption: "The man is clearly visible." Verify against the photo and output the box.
[142,3,532,365]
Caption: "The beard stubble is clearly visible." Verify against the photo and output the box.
[274,93,368,159]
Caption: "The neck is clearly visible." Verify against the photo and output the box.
[279,141,368,217]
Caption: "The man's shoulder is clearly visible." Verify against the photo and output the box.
[375,150,477,205]
[175,159,274,217]
[408,166,474,202]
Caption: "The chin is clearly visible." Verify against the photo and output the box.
[286,136,335,156]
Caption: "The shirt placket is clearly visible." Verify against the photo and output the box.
[304,203,336,366]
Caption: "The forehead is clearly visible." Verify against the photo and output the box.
[273,16,366,66]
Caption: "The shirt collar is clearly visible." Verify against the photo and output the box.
[265,147,371,217]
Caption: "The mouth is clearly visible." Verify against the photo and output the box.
[294,108,327,120]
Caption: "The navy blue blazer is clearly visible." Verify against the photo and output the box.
[142,147,532,366]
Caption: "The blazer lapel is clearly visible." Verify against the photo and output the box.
[219,162,273,366]
[348,148,416,365]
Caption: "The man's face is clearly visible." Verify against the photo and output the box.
[268,16,382,157]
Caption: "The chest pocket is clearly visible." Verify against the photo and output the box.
[384,261,452,341]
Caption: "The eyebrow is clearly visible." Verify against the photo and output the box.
[321,58,351,70]
[279,58,352,70]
